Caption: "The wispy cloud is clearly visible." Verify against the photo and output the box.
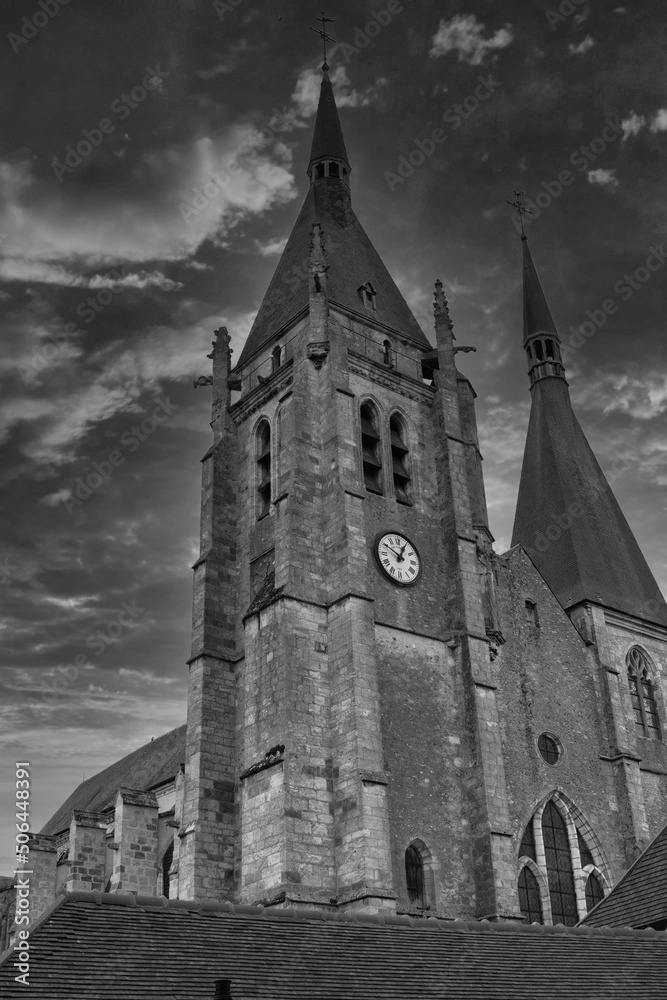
[429,14,514,65]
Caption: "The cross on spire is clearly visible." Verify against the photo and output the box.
[310,10,337,70]
[507,188,529,241]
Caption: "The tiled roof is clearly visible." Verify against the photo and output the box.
[40,725,186,835]
[582,822,667,928]
[1,891,666,999]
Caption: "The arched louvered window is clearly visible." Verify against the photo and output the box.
[389,413,411,503]
[585,871,604,912]
[256,420,271,517]
[518,866,543,924]
[627,647,662,740]
[360,402,383,494]
[542,800,578,926]
[405,844,425,907]
[161,841,174,899]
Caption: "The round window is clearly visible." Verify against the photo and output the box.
[538,732,563,766]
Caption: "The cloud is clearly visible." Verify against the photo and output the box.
[587,168,619,189]
[650,109,667,132]
[0,308,256,466]
[290,65,380,117]
[574,369,667,420]
[568,35,595,55]
[255,236,287,256]
[429,14,513,65]
[620,112,646,142]
[0,130,297,280]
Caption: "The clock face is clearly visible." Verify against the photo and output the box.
[375,532,421,586]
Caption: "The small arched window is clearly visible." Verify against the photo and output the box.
[389,413,411,503]
[545,339,555,360]
[315,163,325,179]
[585,871,604,912]
[161,841,174,899]
[518,866,542,924]
[534,340,544,361]
[329,161,340,177]
[405,845,425,907]
[360,402,383,494]
[627,647,661,740]
[257,420,272,517]
[271,344,282,372]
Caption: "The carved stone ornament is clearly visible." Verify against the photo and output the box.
[307,341,330,369]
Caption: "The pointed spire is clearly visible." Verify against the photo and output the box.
[512,231,667,628]
[522,237,559,346]
[516,235,567,387]
[308,64,351,185]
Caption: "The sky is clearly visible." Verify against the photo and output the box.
[1,0,667,873]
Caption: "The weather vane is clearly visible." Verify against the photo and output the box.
[310,10,336,69]
[506,188,529,240]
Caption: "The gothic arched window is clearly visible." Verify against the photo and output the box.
[405,844,425,907]
[517,795,607,926]
[360,402,383,494]
[271,344,282,372]
[542,800,578,926]
[627,647,662,740]
[585,871,604,912]
[389,413,411,503]
[256,419,272,518]
[518,865,542,924]
[161,841,174,899]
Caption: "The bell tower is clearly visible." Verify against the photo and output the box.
[179,54,520,919]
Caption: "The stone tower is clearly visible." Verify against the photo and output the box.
[178,63,520,918]
[177,67,667,922]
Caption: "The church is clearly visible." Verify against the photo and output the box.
[2,58,667,998]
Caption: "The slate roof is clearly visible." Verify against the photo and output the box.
[582,822,667,929]
[511,245,667,627]
[522,236,558,342]
[1,891,666,999]
[236,73,429,369]
[309,65,350,169]
[40,725,186,835]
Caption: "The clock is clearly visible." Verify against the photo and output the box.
[375,531,421,586]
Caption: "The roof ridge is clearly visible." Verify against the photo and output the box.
[59,892,666,937]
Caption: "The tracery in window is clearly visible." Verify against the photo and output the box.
[585,871,604,912]
[627,647,662,740]
[518,865,542,924]
[517,795,607,926]
[542,800,578,926]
